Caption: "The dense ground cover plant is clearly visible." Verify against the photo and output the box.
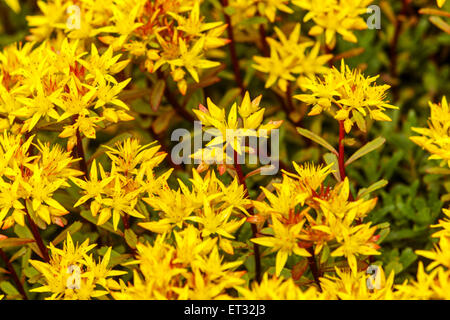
[0,0,449,300]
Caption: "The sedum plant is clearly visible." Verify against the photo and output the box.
[0,0,449,301]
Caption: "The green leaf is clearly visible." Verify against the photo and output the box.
[357,179,388,199]
[224,6,236,16]
[13,225,42,258]
[9,246,27,264]
[0,281,19,296]
[124,229,138,249]
[150,79,165,112]
[345,137,386,166]
[320,245,330,265]
[0,238,35,249]
[297,127,338,155]
[80,210,124,237]
[426,167,450,175]
[52,221,83,246]
[323,152,341,181]
[376,222,390,244]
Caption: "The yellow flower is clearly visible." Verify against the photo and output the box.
[438,0,446,8]
[320,266,396,300]
[410,96,450,167]
[236,272,322,299]
[4,0,20,13]
[251,214,311,276]
[416,236,450,270]
[257,0,293,23]
[186,200,246,254]
[293,0,372,47]
[140,187,195,233]
[253,175,309,220]
[295,60,397,133]
[193,92,282,167]
[394,262,440,299]
[283,162,334,198]
[30,233,126,300]
[253,24,331,92]
[168,37,221,84]
[311,178,379,272]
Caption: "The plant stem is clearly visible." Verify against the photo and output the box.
[306,247,322,291]
[0,249,28,300]
[258,23,270,57]
[220,0,245,98]
[286,82,295,113]
[0,2,15,35]
[122,214,130,229]
[75,128,88,179]
[233,150,261,283]
[338,120,347,181]
[156,71,195,122]
[25,209,50,263]
[390,0,410,101]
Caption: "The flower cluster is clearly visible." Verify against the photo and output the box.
[29,233,126,299]
[295,60,398,133]
[72,138,169,230]
[0,40,132,149]
[192,91,283,171]
[0,131,82,229]
[251,163,380,276]
[410,97,450,167]
[27,0,228,95]
[253,23,332,92]
[292,0,373,47]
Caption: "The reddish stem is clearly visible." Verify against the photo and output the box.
[156,71,195,122]
[0,248,28,300]
[75,128,88,179]
[258,23,270,57]
[233,150,261,283]
[306,246,322,291]
[221,0,245,98]
[26,209,50,263]
[338,120,346,181]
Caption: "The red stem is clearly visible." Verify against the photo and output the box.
[233,150,261,283]
[0,248,28,300]
[75,128,88,179]
[221,0,245,98]
[338,120,346,181]
[306,246,322,291]
[26,209,50,263]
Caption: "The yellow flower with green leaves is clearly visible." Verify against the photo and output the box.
[292,0,372,47]
[252,214,311,276]
[192,92,282,168]
[410,96,450,167]
[0,131,82,229]
[73,138,169,230]
[253,23,331,92]
[295,60,398,133]
[237,272,323,299]
[320,266,396,300]
[30,233,126,300]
